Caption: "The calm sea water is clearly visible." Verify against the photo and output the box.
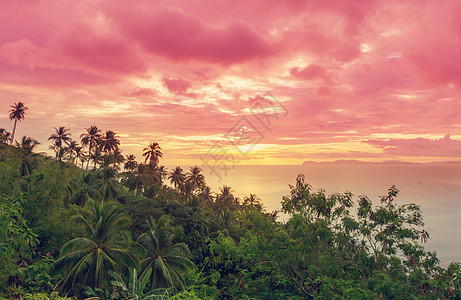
[193,163,461,266]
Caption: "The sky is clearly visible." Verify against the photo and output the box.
[1,0,461,166]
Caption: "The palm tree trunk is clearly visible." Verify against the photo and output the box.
[85,142,92,172]
[10,119,17,144]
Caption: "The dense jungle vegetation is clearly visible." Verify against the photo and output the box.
[1,103,461,299]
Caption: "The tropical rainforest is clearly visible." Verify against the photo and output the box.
[1,102,461,299]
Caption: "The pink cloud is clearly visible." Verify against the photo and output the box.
[364,135,461,157]
[123,88,159,99]
[108,5,271,65]
[290,64,329,81]
[162,78,192,94]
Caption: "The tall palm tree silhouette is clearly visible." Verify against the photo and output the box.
[48,126,72,162]
[16,136,41,177]
[124,154,138,171]
[73,145,86,168]
[66,140,79,162]
[142,142,163,167]
[100,130,120,153]
[168,166,185,191]
[216,185,237,212]
[80,126,101,171]
[9,102,28,144]
[186,166,205,191]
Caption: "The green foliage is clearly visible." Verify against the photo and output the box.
[137,216,196,289]
[0,194,38,291]
[53,200,136,293]
[2,137,461,299]
[23,257,55,294]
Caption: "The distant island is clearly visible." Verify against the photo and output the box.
[302,159,461,165]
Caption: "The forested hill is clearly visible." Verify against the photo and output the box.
[1,141,460,299]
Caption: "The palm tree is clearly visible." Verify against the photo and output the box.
[137,216,195,289]
[98,166,120,201]
[65,140,79,162]
[50,146,69,163]
[67,172,102,206]
[0,128,11,143]
[123,170,146,198]
[142,142,163,167]
[9,102,28,144]
[155,165,168,185]
[16,136,40,154]
[112,148,125,168]
[16,136,41,177]
[198,186,213,203]
[124,154,138,171]
[54,201,135,292]
[186,166,205,191]
[123,165,155,198]
[48,126,72,148]
[210,209,241,242]
[48,126,72,162]
[80,126,102,171]
[90,147,104,169]
[168,167,185,191]
[243,194,263,211]
[216,185,237,212]
[181,181,195,200]
[100,130,120,154]
[74,146,86,168]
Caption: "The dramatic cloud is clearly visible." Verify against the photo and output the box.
[1,0,461,165]
[290,65,329,81]
[108,5,271,65]
[364,135,461,157]
[162,78,192,94]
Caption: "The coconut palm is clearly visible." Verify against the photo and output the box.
[80,126,102,171]
[49,145,69,163]
[48,126,72,162]
[65,140,79,162]
[54,201,135,292]
[124,154,138,171]
[98,166,120,201]
[168,167,185,191]
[142,142,163,167]
[123,170,146,198]
[48,126,72,148]
[16,136,41,176]
[209,209,241,242]
[156,165,168,185]
[74,146,86,168]
[216,185,237,212]
[67,172,102,206]
[138,216,195,289]
[9,102,28,144]
[112,148,125,168]
[123,165,155,198]
[243,194,263,211]
[100,130,120,154]
[90,147,104,169]
[181,181,195,200]
[16,136,40,155]
[186,166,205,191]
[0,128,11,143]
[198,186,213,203]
